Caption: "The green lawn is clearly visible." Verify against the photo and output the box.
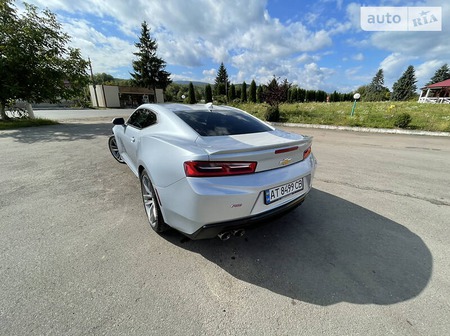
[234,101,450,132]
[0,118,59,130]
[1,102,449,133]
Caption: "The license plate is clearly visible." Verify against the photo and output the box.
[264,178,304,204]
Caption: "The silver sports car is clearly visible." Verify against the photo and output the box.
[108,103,316,240]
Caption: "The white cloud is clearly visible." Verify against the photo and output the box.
[201,69,216,83]
[415,59,445,88]
[23,0,339,84]
[379,53,416,88]
[345,66,362,77]
[371,0,450,60]
[297,53,321,63]
[345,2,362,29]
[298,63,335,90]
[343,66,371,88]
[60,18,135,76]
[18,0,448,92]
[202,69,216,77]
[352,53,364,61]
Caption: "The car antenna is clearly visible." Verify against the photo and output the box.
[205,102,213,111]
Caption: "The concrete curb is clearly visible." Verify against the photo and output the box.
[270,122,450,137]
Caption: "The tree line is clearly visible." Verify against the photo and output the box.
[0,1,171,119]
[2,0,449,121]
[357,64,450,102]
[0,0,89,119]
[166,62,354,105]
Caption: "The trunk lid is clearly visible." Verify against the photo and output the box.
[195,130,312,172]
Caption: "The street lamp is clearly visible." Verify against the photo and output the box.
[351,93,361,116]
[88,57,99,108]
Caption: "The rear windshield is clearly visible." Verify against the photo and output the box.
[174,110,272,136]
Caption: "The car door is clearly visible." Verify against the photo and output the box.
[122,108,157,175]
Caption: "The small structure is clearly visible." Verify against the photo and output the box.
[418,79,450,104]
[89,85,164,108]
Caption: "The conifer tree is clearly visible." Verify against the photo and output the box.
[365,69,389,101]
[204,84,212,103]
[213,63,230,96]
[249,80,257,103]
[256,85,263,103]
[241,81,247,102]
[229,84,236,101]
[426,64,450,85]
[131,21,171,102]
[188,82,196,104]
[391,65,417,101]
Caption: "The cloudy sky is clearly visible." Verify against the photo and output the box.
[20,0,449,92]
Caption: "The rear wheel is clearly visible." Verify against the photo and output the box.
[140,169,168,233]
[108,135,125,163]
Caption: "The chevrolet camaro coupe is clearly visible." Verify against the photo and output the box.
[108,103,316,240]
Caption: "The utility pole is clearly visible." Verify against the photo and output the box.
[88,57,99,108]
[225,80,228,102]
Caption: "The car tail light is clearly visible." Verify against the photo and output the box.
[184,161,257,177]
[275,146,298,154]
[303,146,312,160]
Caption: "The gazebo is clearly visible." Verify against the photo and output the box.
[418,79,450,103]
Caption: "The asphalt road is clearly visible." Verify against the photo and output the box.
[34,108,133,121]
[1,119,449,335]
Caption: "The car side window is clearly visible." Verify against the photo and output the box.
[142,110,157,128]
[127,109,157,129]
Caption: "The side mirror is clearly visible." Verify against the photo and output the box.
[112,117,125,125]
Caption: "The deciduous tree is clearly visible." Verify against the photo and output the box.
[0,0,89,119]
[92,73,115,85]
[264,76,290,106]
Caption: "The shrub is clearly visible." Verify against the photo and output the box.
[213,95,227,104]
[394,112,412,128]
[264,105,280,122]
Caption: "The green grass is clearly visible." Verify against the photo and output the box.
[0,118,59,130]
[2,102,449,133]
[234,101,450,132]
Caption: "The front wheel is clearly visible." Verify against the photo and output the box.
[108,135,125,163]
[140,169,168,233]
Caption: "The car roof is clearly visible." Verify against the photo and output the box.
[137,103,237,113]
[133,103,275,138]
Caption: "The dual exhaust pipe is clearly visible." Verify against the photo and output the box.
[218,229,245,241]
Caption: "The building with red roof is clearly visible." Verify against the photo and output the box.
[418,79,450,103]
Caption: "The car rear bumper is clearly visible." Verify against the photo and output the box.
[156,153,316,237]
[185,191,308,240]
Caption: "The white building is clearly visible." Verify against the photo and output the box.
[89,85,164,108]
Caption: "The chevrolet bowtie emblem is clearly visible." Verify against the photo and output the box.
[279,158,292,166]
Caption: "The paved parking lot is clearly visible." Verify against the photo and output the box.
[1,120,449,335]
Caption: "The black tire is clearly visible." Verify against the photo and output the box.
[140,169,168,233]
[108,135,125,163]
